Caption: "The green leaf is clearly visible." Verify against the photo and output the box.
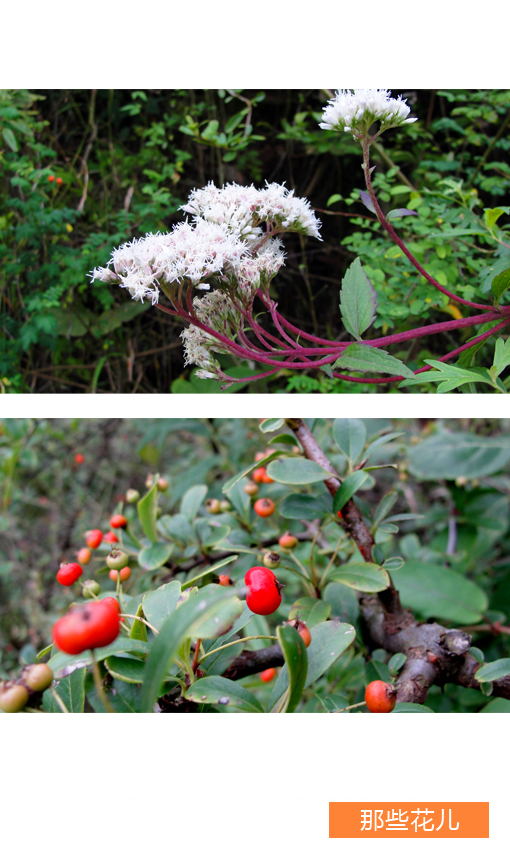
[180,484,208,521]
[393,560,488,624]
[339,257,378,340]
[42,667,85,712]
[289,597,332,629]
[186,676,263,712]
[141,585,242,712]
[104,656,146,684]
[333,419,367,464]
[388,653,406,676]
[400,360,504,392]
[474,658,510,683]
[158,513,194,544]
[129,603,148,642]
[382,557,405,571]
[480,698,510,713]
[268,433,300,447]
[181,555,238,590]
[48,637,151,678]
[484,207,506,231]
[492,337,510,377]
[138,542,173,571]
[87,678,142,713]
[221,450,288,492]
[329,562,390,592]
[491,268,510,305]
[364,431,403,461]
[142,580,182,630]
[332,470,369,513]
[259,418,284,432]
[373,491,398,526]
[137,480,159,542]
[2,127,18,151]
[334,343,415,379]
[386,208,418,220]
[270,624,308,713]
[266,457,333,485]
[268,621,356,711]
[279,493,333,521]
[392,702,434,712]
[407,430,510,479]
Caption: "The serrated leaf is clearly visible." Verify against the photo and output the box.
[474,658,510,683]
[339,257,378,340]
[330,562,390,592]
[266,457,333,485]
[186,676,263,712]
[333,470,369,513]
[333,419,366,464]
[491,268,510,305]
[334,343,414,379]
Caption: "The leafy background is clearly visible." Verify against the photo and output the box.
[1,89,509,393]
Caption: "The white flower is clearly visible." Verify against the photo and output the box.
[319,89,417,138]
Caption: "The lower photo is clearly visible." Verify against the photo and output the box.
[1,416,509,714]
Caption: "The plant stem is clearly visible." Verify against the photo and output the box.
[49,687,70,713]
[90,649,115,713]
[199,635,279,663]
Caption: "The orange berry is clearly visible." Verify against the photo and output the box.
[109,566,131,582]
[218,574,233,587]
[260,668,276,683]
[254,498,275,518]
[261,470,274,484]
[74,453,84,464]
[47,175,55,182]
[279,532,298,549]
[252,467,266,484]
[56,177,63,185]
[365,680,396,713]
[76,547,92,566]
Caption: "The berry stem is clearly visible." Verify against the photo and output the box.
[331,700,367,713]
[119,613,159,635]
[199,635,279,664]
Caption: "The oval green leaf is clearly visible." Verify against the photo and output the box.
[330,562,390,592]
[186,676,263,712]
[266,458,333,485]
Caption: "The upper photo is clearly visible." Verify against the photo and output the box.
[1,88,510,394]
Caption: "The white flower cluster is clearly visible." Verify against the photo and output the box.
[180,290,242,378]
[90,181,321,305]
[319,89,417,138]
[181,180,322,241]
[90,220,248,305]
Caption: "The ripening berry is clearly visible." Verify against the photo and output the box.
[106,550,129,570]
[22,664,54,692]
[244,481,259,496]
[157,477,169,492]
[56,177,63,185]
[82,579,101,599]
[365,680,396,713]
[245,566,283,615]
[298,622,312,647]
[0,683,29,713]
[206,498,221,514]
[279,532,298,549]
[252,467,267,484]
[57,562,83,586]
[218,574,233,587]
[125,489,140,504]
[104,531,119,544]
[260,668,276,683]
[74,453,84,464]
[254,451,267,462]
[219,500,231,512]
[85,529,103,549]
[254,498,275,518]
[261,470,274,484]
[109,566,131,582]
[145,474,155,488]
[110,514,127,529]
[47,175,55,182]
[76,547,92,566]
[263,551,281,568]
[52,599,120,654]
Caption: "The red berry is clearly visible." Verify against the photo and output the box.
[110,514,127,529]
[109,566,131,582]
[85,529,103,549]
[76,547,92,566]
[254,498,275,518]
[52,599,120,655]
[252,467,266,484]
[104,531,119,543]
[56,562,83,586]
[74,453,84,464]
[260,668,276,683]
[101,597,121,614]
[218,574,233,586]
[298,622,312,647]
[56,177,63,185]
[279,531,298,549]
[365,680,396,713]
[245,566,282,615]
[337,510,343,519]
[47,175,55,182]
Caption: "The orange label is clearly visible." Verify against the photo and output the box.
[329,802,489,838]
